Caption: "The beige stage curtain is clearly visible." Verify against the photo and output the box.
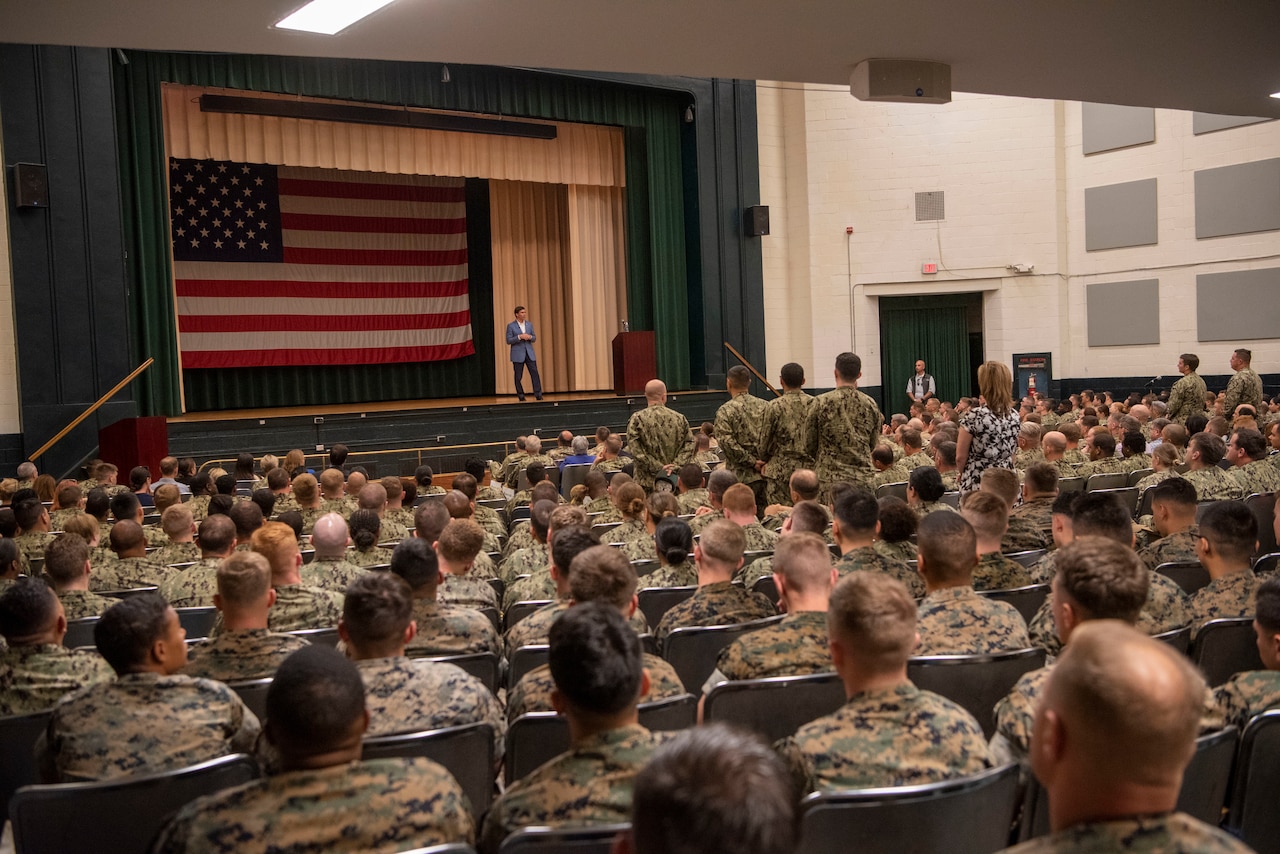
[567,185,629,390]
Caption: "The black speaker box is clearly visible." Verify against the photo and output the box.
[745,204,769,237]
[13,162,49,208]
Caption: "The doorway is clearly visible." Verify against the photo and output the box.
[878,293,985,415]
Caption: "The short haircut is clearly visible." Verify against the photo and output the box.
[0,577,59,641]
[876,497,917,543]
[198,514,237,555]
[43,534,91,585]
[707,469,738,498]
[833,487,879,533]
[697,519,747,566]
[779,362,805,388]
[1024,462,1059,494]
[979,467,1019,507]
[1054,536,1148,624]
[679,463,705,489]
[1199,501,1258,563]
[1121,431,1147,457]
[934,441,958,467]
[291,473,318,504]
[319,468,345,494]
[109,519,145,553]
[390,537,440,590]
[900,428,922,451]
[1091,431,1117,457]
[1256,576,1280,634]
[1232,428,1267,461]
[1234,347,1252,363]
[569,545,637,609]
[789,500,830,536]
[13,498,44,531]
[343,571,413,646]
[437,518,485,564]
[918,511,977,583]
[960,491,1010,541]
[1149,477,1197,510]
[827,572,917,671]
[1191,431,1227,465]
[130,467,150,491]
[61,513,99,544]
[908,466,946,502]
[548,601,643,716]
[871,445,895,467]
[56,483,82,509]
[250,522,300,575]
[834,352,861,383]
[94,592,171,674]
[530,499,557,540]
[721,483,756,515]
[228,500,264,539]
[790,469,819,501]
[551,526,603,576]
[1180,353,1200,372]
[726,365,752,389]
[631,725,797,854]
[414,501,452,543]
[451,472,478,500]
[526,462,546,485]
[653,518,693,566]
[1070,493,1133,544]
[216,551,273,607]
[774,533,832,594]
[214,474,237,496]
[266,646,367,751]
[250,489,276,521]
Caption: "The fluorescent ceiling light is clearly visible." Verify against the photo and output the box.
[1271,91,1280,100]
[276,0,398,35]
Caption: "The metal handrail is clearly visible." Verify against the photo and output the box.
[29,359,155,463]
[198,439,516,474]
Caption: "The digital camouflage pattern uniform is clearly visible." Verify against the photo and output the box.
[158,558,223,608]
[38,672,260,782]
[502,525,535,558]
[687,509,724,536]
[1178,467,1245,502]
[901,450,935,472]
[504,570,557,611]
[912,500,958,521]
[473,504,506,538]
[1003,515,1052,553]
[151,541,201,567]
[143,525,171,549]
[504,488,535,515]
[1028,573,1190,657]
[503,599,569,657]
[606,519,650,551]
[939,469,961,491]
[677,488,710,514]
[90,555,176,591]
[973,552,1034,591]
[0,643,114,715]
[478,482,507,503]
[407,599,501,658]
[1137,527,1200,572]
[1188,570,1259,635]
[48,507,83,532]
[637,560,698,590]
[437,574,500,612]
[500,542,549,583]
[1063,448,1088,467]
[506,454,556,490]
[915,586,1030,655]
[653,581,776,642]
[1003,813,1252,854]
[478,724,672,854]
[507,654,685,721]
[1075,455,1128,479]
[153,757,475,854]
[803,387,882,495]
[268,584,344,633]
[835,546,924,598]
[715,391,769,490]
[355,656,505,752]
[709,610,831,687]
[625,404,696,492]
[874,539,918,565]
[873,462,910,488]
[1010,497,1055,547]
[470,551,499,581]
[346,545,394,568]
[735,522,778,555]
[1135,468,1177,494]
[759,389,816,506]
[182,629,309,682]
[589,456,627,475]
[298,506,326,535]
[1223,367,1264,416]
[584,496,619,520]
[57,588,120,621]
[1227,458,1280,496]
[1045,458,1079,480]
[1119,452,1154,474]
[15,530,56,573]
[1014,448,1045,470]
[300,556,367,593]
[271,492,301,515]
[1212,669,1280,731]
[1166,371,1208,424]
[775,682,991,794]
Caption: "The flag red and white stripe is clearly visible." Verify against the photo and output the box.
[169,159,474,369]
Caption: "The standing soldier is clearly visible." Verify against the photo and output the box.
[1222,348,1264,417]
[625,380,695,492]
[758,362,815,507]
[714,366,769,512]
[804,352,883,496]
[1165,353,1208,424]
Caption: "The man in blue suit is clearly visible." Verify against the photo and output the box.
[506,305,543,401]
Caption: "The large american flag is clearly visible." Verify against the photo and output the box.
[168,158,475,369]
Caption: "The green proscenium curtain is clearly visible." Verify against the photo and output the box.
[113,52,691,414]
[879,300,970,417]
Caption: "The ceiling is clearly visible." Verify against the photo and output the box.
[3,0,1279,118]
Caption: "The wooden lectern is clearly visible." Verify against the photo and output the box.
[98,416,169,477]
[612,332,656,396]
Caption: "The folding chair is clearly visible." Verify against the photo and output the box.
[175,606,219,639]
[1004,549,1047,568]
[508,644,550,690]
[1155,560,1211,595]
[637,585,697,628]
[1196,501,1223,524]
[1175,727,1238,825]
[62,617,99,649]
[287,626,340,647]
[1135,486,1156,519]
[418,652,501,694]
[1127,468,1155,487]
[1057,477,1085,494]
[559,464,592,499]
[1254,551,1280,575]
[1246,492,1277,558]
[399,846,476,854]
[1227,710,1280,852]
[362,722,496,815]
[1090,486,1138,515]
[752,575,779,606]
[505,600,552,633]
[498,824,630,854]
[907,648,1047,739]
[630,559,659,577]
[939,492,961,509]
[1151,624,1192,653]
[875,482,908,501]
[703,672,845,742]
[0,710,50,823]
[980,584,1050,623]
[663,616,785,694]
[1190,618,1265,686]
[227,677,272,721]
[1084,472,1127,492]
[742,549,774,566]
[95,586,158,600]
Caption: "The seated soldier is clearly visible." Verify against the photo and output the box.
[1118,430,1153,473]
[1178,432,1245,501]
[465,456,506,503]
[432,518,500,612]
[1225,426,1280,496]
[499,499,555,585]
[182,552,310,683]
[638,516,698,589]
[507,545,684,720]
[1014,422,1044,470]
[604,483,656,557]
[252,521,344,632]
[12,496,56,573]
[290,473,325,534]
[380,475,415,532]
[265,466,299,514]
[580,470,614,517]
[345,509,393,569]
[1188,501,1261,634]
[689,470,739,536]
[654,520,776,642]
[739,499,832,590]
[357,482,410,543]
[899,428,933,471]
[981,467,1051,552]
[37,592,259,782]
[1003,622,1249,854]
[832,487,923,597]
[507,504,592,606]
[0,577,114,715]
[1137,478,1201,570]
[873,497,919,564]
[503,526,601,655]
[591,434,629,474]
[111,491,167,549]
[906,466,955,520]
[675,463,710,514]
[451,471,507,539]
[150,504,201,567]
[338,572,504,745]
[871,444,909,487]
[915,512,1030,655]
[44,534,119,620]
[228,500,264,552]
[505,462,550,516]
[154,645,474,853]
[775,572,991,793]
[444,490,503,554]
[479,603,673,854]
[302,512,366,592]
[706,532,836,692]
[762,468,823,531]
[1012,462,1059,547]
[48,482,84,531]
[93,520,174,590]
[1073,429,1125,479]
[319,468,357,518]
[1213,576,1280,730]
[0,539,19,594]
[961,492,1034,591]
[158,514,237,608]
[721,483,779,552]
[391,537,500,658]
[932,440,961,491]
[1039,431,1079,480]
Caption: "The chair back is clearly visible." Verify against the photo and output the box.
[1155,561,1211,595]
[1228,709,1280,852]
[636,585,697,628]
[508,645,550,690]
[590,521,622,538]
[0,711,51,823]
[1196,500,1223,524]
[175,606,219,640]
[663,616,785,694]
[1254,551,1280,575]
[1057,477,1085,494]
[875,482,908,501]
[417,652,500,694]
[9,753,258,854]
[479,606,501,633]
[96,586,159,599]
[516,469,531,492]
[907,648,1047,739]
[1191,618,1265,686]
[797,764,1020,854]
[301,549,316,564]
[1151,624,1192,653]
[636,693,698,731]
[487,576,506,603]
[498,824,630,854]
[1085,472,1128,492]
[980,584,1050,623]
[287,627,340,647]
[752,574,779,606]
[362,722,496,815]
[703,672,845,742]
[1004,549,1047,568]
[1175,727,1238,825]
[505,600,552,633]
[742,549,774,567]
[939,492,961,508]
[227,677,272,721]
[559,464,592,499]
[1091,486,1139,515]
[510,506,533,524]
[477,498,507,512]
[398,845,477,854]
[1246,492,1277,557]
[62,617,99,649]
[1127,467,1155,487]
[1136,486,1156,518]
[630,559,659,577]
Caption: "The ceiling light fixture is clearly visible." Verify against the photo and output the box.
[276,0,398,35]
[1271,91,1280,100]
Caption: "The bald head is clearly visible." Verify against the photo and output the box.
[443,490,473,519]
[311,513,350,557]
[1041,431,1067,457]
[645,379,667,403]
[346,471,367,495]
[356,483,387,512]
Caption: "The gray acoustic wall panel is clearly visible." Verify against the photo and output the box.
[1192,113,1274,135]
[1197,267,1280,341]
[1194,158,1280,239]
[1082,103,1155,154]
[1085,178,1158,251]
[1087,279,1160,347]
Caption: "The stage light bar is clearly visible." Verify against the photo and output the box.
[276,0,399,35]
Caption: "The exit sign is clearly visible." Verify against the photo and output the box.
[922,262,938,274]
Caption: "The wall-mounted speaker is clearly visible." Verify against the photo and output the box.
[13,163,49,208]
[745,204,770,237]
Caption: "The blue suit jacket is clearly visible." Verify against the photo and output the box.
[506,320,537,363]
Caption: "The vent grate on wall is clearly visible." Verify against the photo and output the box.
[915,191,945,221]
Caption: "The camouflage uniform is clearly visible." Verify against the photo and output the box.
[637,560,698,590]
[0,643,115,715]
[37,672,260,782]
[693,449,722,468]
[1177,467,1245,501]
[474,504,506,538]
[346,545,394,568]
[1003,515,1052,553]
[1010,497,1055,545]
[654,581,776,642]
[504,570,557,611]
[507,654,685,721]
[775,682,991,794]
[48,507,84,531]
[1027,552,1057,585]
[407,599,501,658]
[1227,458,1280,497]
[1046,458,1079,480]
[1135,468,1176,494]
[1063,448,1088,467]
[505,488,535,515]
[1213,669,1280,731]
[736,554,778,592]
[471,551,500,581]
[300,556,367,593]
[503,599,569,657]
[715,391,769,488]
[143,525,171,549]
[355,656,505,751]
[759,389,816,506]
[151,541,201,567]
[271,492,301,514]
[90,555,175,591]
[973,552,1034,591]
[625,404,696,491]
[321,496,359,519]
[939,469,961,492]
[1028,573,1190,657]
[584,496,619,520]
[298,506,326,535]
[1075,455,1128,479]
[57,589,120,621]
[1166,371,1209,424]
[15,530,56,573]
[500,542,550,583]
[901,450,935,472]
[605,519,650,550]
[803,387,882,494]
[478,724,671,854]
[835,546,924,599]
[269,584,344,632]
[502,524,536,558]
[478,482,508,503]
[589,456,627,475]
[915,586,1030,655]
[912,500,958,521]
[1119,452,1154,474]
[438,574,501,612]
[186,495,212,522]
[506,454,556,490]
[182,629,310,682]
[153,757,475,854]
[677,487,710,514]
[384,505,415,533]
[1003,813,1251,854]
[874,540,918,565]
[1137,526,1200,572]
[709,610,831,687]
[1188,570,1259,633]
[739,521,780,553]
[378,518,411,543]
[1223,367,1264,416]
[1014,448,1045,470]
[158,558,222,608]
[687,509,724,536]
[873,462,910,487]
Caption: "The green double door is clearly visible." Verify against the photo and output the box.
[878,294,981,415]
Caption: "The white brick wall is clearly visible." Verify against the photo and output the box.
[0,95,24,435]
